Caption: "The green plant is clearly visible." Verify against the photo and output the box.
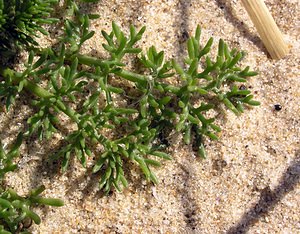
[0,0,259,218]
[0,0,58,56]
[0,12,260,194]
[0,134,63,233]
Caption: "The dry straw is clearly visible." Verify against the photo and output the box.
[241,0,289,59]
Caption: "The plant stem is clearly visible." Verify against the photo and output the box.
[114,69,148,85]
[76,54,105,67]
[1,68,53,99]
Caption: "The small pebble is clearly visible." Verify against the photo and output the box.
[239,85,247,90]
[274,104,282,111]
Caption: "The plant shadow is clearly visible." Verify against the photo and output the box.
[227,149,300,233]
[176,159,200,233]
[175,0,191,59]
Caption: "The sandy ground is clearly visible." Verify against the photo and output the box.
[1,0,299,233]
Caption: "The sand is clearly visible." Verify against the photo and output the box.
[1,0,299,233]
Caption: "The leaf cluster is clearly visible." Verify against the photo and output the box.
[0,0,58,56]
[0,136,63,234]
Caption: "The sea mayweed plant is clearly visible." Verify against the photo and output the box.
[0,0,260,232]
[0,134,63,233]
[0,0,58,57]
[0,1,260,193]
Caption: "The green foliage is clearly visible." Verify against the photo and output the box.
[0,134,22,181]
[0,0,259,195]
[0,185,63,234]
[0,0,58,56]
[0,136,63,233]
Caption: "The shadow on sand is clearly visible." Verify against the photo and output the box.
[227,150,300,233]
